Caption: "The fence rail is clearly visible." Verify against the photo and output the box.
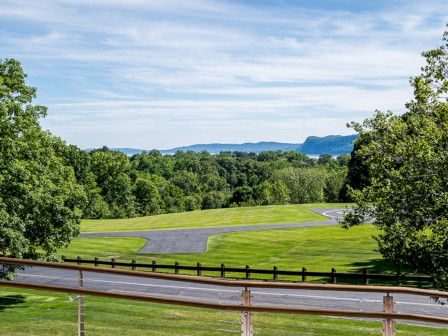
[1,257,447,336]
[62,256,433,285]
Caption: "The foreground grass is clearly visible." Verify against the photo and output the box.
[19,205,442,334]
[81,203,347,233]
[0,287,445,336]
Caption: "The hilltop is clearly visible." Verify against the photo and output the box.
[90,134,358,155]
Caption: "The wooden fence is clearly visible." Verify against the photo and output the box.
[1,256,447,336]
[62,256,433,285]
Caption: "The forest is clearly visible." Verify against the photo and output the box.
[60,144,350,219]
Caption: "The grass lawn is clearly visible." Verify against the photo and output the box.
[0,287,446,336]
[61,225,387,276]
[80,203,348,233]
[61,204,404,283]
[4,204,444,335]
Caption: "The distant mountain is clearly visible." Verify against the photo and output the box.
[300,134,359,155]
[88,134,358,156]
[160,142,301,154]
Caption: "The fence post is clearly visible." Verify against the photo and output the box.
[175,262,179,275]
[241,288,253,336]
[364,270,369,285]
[382,295,395,336]
[94,257,99,267]
[331,268,337,284]
[152,260,156,272]
[273,266,278,280]
[131,260,136,271]
[197,263,202,276]
[111,258,116,268]
[78,271,85,336]
[220,263,226,278]
[302,267,307,282]
[245,265,251,279]
[77,256,82,265]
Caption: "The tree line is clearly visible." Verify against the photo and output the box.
[60,144,350,219]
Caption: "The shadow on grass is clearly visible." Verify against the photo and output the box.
[350,258,397,274]
[337,259,398,286]
[0,295,26,311]
[342,259,434,287]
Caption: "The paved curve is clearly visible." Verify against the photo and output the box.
[13,208,447,328]
[79,208,347,254]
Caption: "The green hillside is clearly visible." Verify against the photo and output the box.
[300,134,358,155]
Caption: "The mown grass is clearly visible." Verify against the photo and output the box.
[7,204,443,335]
[61,204,416,284]
[0,287,446,336]
[80,203,347,233]
[61,225,388,278]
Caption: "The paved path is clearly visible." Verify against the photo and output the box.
[79,208,347,254]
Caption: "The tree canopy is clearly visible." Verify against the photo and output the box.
[341,28,448,293]
[0,59,84,278]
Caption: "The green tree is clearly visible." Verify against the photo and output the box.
[317,154,334,166]
[324,169,347,202]
[133,174,163,216]
[0,59,85,278]
[89,150,135,218]
[169,170,201,196]
[81,173,110,219]
[201,191,228,209]
[341,28,448,293]
[230,185,255,206]
[254,180,290,205]
[108,172,136,218]
[131,150,174,178]
[339,135,371,202]
[158,180,186,213]
[275,167,327,203]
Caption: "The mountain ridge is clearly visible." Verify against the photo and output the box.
[88,134,358,155]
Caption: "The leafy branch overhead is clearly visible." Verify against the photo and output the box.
[0,59,85,278]
[341,27,448,294]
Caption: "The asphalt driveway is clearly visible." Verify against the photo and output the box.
[79,208,347,254]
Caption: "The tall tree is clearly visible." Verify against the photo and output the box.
[341,28,448,294]
[89,149,135,217]
[0,59,85,278]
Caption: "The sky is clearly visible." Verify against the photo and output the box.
[1,0,448,150]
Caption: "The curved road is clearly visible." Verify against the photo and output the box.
[12,208,447,328]
[79,208,346,253]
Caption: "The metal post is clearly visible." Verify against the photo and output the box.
[241,288,253,336]
[382,295,395,336]
[78,270,85,336]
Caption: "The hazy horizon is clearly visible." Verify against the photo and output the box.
[2,0,448,149]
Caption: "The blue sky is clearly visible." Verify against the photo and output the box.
[1,0,448,150]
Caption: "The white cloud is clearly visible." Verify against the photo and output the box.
[3,0,448,149]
